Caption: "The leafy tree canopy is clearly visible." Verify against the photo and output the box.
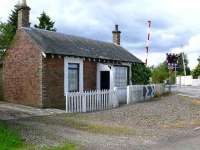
[34,12,56,31]
[177,53,190,75]
[132,63,151,85]
[151,63,169,83]
[192,57,200,79]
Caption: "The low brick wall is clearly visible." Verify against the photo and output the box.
[42,56,65,109]
[84,60,97,91]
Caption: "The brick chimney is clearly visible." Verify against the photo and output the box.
[112,24,121,45]
[16,0,31,29]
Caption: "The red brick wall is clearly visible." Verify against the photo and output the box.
[4,30,98,109]
[42,56,65,109]
[84,60,97,90]
[3,30,43,107]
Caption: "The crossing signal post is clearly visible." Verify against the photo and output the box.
[166,53,181,84]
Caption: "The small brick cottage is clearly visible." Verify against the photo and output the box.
[3,1,142,108]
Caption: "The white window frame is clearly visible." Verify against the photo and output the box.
[114,66,128,87]
[64,57,83,94]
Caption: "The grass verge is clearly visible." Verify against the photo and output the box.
[0,121,24,150]
[191,99,200,106]
[42,143,77,150]
[64,116,136,135]
[162,120,200,129]
[0,121,77,150]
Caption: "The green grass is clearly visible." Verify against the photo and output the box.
[0,122,24,150]
[0,122,77,150]
[42,143,76,150]
[64,116,136,135]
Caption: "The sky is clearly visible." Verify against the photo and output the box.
[0,0,200,69]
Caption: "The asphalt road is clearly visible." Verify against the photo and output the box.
[173,85,200,98]
[148,129,200,150]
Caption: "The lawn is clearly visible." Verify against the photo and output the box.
[0,121,77,150]
[0,121,24,150]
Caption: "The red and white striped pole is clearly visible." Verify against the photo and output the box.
[145,20,151,65]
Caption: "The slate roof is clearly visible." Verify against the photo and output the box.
[23,27,143,63]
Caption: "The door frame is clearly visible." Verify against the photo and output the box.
[96,63,114,90]
[100,71,110,90]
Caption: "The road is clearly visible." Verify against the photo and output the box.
[147,128,200,150]
[172,85,200,98]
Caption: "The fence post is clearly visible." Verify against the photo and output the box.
[113,87,119,107]
[127,86,130,104]
[83,91,87,112]
[66,92,68,113]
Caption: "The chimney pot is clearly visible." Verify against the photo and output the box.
[115,24,119,31]
[112,24,121,46]
[16,0,31,29]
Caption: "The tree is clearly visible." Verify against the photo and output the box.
[8,6,18,36]
[0,22,16,49]
[132,63,151,85]
[177,53,190,76]
[34,12,56,31]
[0,6,18,50]
[192,57,200,79]
[151,63,169,83]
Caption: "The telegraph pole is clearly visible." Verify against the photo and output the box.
[182,52,186,76]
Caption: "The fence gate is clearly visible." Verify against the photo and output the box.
[114,87,127,105]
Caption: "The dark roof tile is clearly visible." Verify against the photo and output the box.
[23,27,142,63]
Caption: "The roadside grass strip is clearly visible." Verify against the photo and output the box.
[0,121,24,150]
[41,143,77,150]
[0,121,77,150]
[64,116,136,135]
[162,120,200,129]
[191,99,200,105]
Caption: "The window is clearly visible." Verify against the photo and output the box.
[68,63,79,92]
[114,66,128,87]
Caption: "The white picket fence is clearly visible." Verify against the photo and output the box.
[114,86,127,104]
[66,90,118,113]
[65,84,170,113]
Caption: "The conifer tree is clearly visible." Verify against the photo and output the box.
[0,6,18,50]
[34,12,56,31]
[8,6,18,35]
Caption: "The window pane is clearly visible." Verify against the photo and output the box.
[68,63,79,92]
[68,64,79,69]
[114,66,127,87]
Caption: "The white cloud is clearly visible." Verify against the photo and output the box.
[135,52,166,67]
[1,0,200,69]
[171,35,200,69]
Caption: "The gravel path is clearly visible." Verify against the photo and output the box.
[1,94,200,149]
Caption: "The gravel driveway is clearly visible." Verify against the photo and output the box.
[1,94,200,150]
